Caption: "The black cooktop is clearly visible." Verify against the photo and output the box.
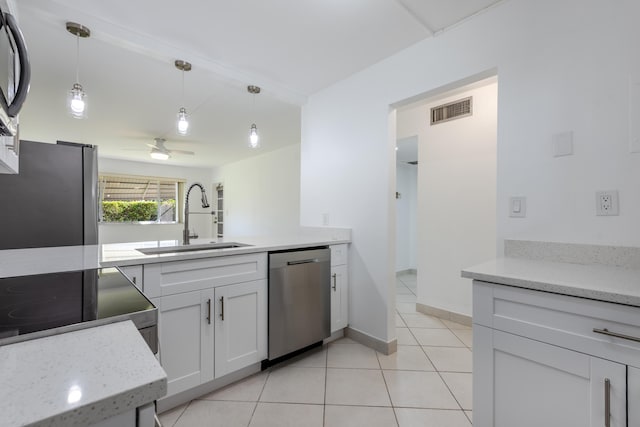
[0,268,154,343]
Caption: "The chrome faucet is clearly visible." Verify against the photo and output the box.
[183,183,210,245]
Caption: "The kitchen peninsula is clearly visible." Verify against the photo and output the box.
[463,243,640,427]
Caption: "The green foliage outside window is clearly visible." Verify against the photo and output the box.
[102,199,176,222]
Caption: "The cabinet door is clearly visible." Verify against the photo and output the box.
[214,279,267,378]
[157,289,214,397]
[474,326,626,427]
[330,264,348,332]
[118,265,143,291]
[629,367,640,425]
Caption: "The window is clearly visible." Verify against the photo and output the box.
[99,174,184,223]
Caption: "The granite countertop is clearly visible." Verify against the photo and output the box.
[462,257,640,307]
[0,320,166,427]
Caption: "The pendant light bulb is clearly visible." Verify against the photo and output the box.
[249,124,259,148]
[177,107,189,135]
[68,83,87,118]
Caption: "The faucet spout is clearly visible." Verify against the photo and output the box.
[183,182,210,245]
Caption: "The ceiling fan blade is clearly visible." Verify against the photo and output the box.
[169,149,195,155]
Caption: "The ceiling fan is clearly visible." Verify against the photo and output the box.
[147,138,195,160]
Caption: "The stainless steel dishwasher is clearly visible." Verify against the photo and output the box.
[268,247,331,361]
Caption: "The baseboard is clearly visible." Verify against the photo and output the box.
[157,362,262,414]
[416,303,472,327]
[345,327,397,355]
[395,269,417,276]
[324,329,345,344]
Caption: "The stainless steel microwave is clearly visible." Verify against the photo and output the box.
[0,1,29,139]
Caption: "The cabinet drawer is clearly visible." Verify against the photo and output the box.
[330,244,348,266]
[144,253,267,297]
[474,280,640,368]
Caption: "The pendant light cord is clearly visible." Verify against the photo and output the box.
[181,69,185,107]
[75,34,80,84]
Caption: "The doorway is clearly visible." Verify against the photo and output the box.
[394,76,498,319]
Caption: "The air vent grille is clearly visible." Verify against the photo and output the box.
[430,97,472,125]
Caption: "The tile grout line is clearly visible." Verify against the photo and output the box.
[167,400,191,427]
[323,344,328,427]
[246,370,271,426]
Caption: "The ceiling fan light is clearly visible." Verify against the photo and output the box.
[150,149,170,160]
[68,83,87,119]
[177,107,189,135]
[249,123,259,148]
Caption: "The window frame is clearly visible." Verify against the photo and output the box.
[98,173,185,225]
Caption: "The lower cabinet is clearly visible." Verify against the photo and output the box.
[475,325,626,427]
[330,264,348,332]
[156,279,267,398]
[214,279,267,378]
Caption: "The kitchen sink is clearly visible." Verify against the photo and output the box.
[136,242,252,255]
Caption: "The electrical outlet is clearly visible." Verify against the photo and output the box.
[596,191,619,216]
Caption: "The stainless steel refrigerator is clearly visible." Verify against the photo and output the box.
[0,140,98,249]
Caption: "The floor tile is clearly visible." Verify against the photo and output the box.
[249,402,323,427]
[395,327,418,346]
[442,319,472,330]
[396,314,407,328]
[173,400,255,427]
[394,408,471,427]
[330,337,359,345]
[158,403,188,427]
[324,405,398,427]
[326,368,391,406]
[383,370,459,409]
[411,329,465,347]
[327,342,380,369]
[401,314,446,329]
[396,294,417,303]
[377,345,434,371]
[441,372,472,410]
[396,302,417,313]
[200,372,268,401]
[259,367,325,404]
[464,410,472,423]
[286,346,327,368]
[396,285,414,295]
[422,347,472,372]
[451,329,472,348]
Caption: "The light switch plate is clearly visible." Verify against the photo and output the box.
[509,197,526,218]
[552,131,573,157]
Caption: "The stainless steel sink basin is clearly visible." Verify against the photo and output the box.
[136,242,252,255]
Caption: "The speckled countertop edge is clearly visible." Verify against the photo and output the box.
[462,257,640,307]
[0,321,166,427]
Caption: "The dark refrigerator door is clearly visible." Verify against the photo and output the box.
[0,141,98,249]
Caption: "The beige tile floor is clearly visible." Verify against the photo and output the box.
[159,272,473,427]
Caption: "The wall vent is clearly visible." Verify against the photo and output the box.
[430,97,472,125]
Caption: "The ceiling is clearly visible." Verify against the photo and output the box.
[15,0,505,168]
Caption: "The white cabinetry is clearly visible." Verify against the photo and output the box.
[330,244,349,332]
[474,280,640,427]
[0,136,18,174]
[144,253,268,399]
[118,265,143,290]
[214,280,267,378]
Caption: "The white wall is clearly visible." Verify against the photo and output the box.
[301,1,640,341]
[398,82,497,316]
[212,144,301,237]
[98,158,214,244]
[395,162,417,272]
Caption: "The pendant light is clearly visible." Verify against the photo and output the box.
[175,60,192,136]
[247,85,261,148]
[66,22,90,119]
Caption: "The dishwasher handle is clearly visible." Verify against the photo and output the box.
[287,258,320,266]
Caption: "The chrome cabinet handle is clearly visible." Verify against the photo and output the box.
[604,378,611,427]
[332,273,337,291]
[593,328,640,343]
[206,299,211,324]
[220,296,225,321]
